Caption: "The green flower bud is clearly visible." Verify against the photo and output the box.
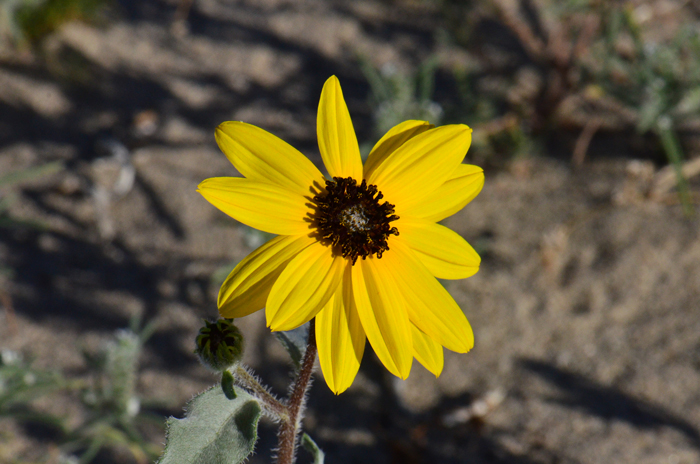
[221,370,237,400]
[195,319,244,372]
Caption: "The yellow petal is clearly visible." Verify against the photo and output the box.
[215,121,324,197]
[363,120,434,180]
[198,177,312,235]
[390,240,474,353]
[405,164,484,222]
[218,234,314,318]
[367,125,472,213]
[317,76,363,179]
[412,324,444,377]
[316,264,366,394]
[266,242,344,331]
[396,219,480,280]
[352,254,412,379]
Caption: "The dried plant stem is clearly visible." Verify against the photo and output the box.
[493,0,545,59]
[276,320,317,464]
[173,0,194,25]
[572,118,601,167]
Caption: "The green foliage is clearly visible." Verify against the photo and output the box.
[587,7,699,213]
[86,329,141,420]
[410,0,700,209]
[274,323,309,370]
[591,10,700,134]
[0,0,108,46]
[0,349,68,425]
[71,326,160,463]
[657,117,693,216]
[301,433,325,464]
[360,57,443,144]
[0,324,159,463]
[0,161,63,188]
[158,385,262,464]
[0,0,42,44]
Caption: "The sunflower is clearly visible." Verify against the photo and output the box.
[198,76,484,394]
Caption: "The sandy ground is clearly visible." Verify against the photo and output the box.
[1,1,699,463]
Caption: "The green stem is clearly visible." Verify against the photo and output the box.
[276,320,317,464]
[0,161,63,187]
[657,117,694,217]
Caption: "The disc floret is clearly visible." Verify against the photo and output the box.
[314,177,399,264]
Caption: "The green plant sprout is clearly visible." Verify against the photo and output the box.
[359,57,443,147]
[592,8,699,215]
[0,318,159,464]
[0,349,70,429]
[0,0,107,47]
[432,0,700,211]
[66,317,160,464]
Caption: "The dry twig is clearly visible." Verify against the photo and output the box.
[572,118,602,167]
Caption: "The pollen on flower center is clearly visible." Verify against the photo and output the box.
[339,205,370,232]
[313,177,399,264]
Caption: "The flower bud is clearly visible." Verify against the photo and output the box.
[195,319,244,372]
[221,370,237,400]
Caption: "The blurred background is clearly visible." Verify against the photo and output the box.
[1,0,700,463]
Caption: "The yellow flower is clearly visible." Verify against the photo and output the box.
[198,76,484,394]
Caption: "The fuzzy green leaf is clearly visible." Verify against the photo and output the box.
[273,323,309,369]
[301,433,325,464]
[158,385,261,464]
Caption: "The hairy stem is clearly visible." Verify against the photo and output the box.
[234,365,288,420]
[276,320,317,464]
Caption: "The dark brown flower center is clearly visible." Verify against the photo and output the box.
[313,177,399,264]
